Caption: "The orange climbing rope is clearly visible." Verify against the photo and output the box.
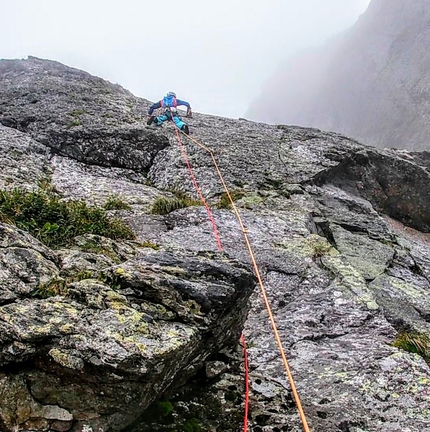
[179,129,311,432]
[168,120,250,430]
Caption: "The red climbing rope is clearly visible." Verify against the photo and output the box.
[168,120,250,431]
[171,123,222,251]
[241,333,250,432]
[180,129,311,432]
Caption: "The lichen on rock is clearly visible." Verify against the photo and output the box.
[1,57,430,432]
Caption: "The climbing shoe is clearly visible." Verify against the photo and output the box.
[147,115,156,126]
[181,124,190,135]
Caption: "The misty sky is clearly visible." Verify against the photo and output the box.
[1,0,371,118]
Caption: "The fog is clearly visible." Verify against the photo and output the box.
[0,0,371,117]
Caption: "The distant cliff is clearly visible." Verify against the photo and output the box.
[247,0,430,151]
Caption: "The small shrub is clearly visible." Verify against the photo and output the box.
[140,399,175,423]
[34,277,68,298]
[75,270,96,281]
[151,192,201,215]
[80,241,120,263]
[98,267,131,290]
[225,390,238,402]
[266,178,283,189]
[156,401,174,416]
[0,188,134,248]
[394,331,430,364]
[104,195,131,211]
[38,177,56,193]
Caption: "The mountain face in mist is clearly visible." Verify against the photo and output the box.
[247,0,430,150]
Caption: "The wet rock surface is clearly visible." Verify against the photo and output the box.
[1,57,430,431]
[0,57,169,171]
[0,242,254,431]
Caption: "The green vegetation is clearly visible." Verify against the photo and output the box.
[67,109,87,128]
[79,241,121,263]
[140,240,160,250]
[98,267,131,290]
[224,390,238,402]
[216,190,246,209]
[70,109,87,117]
[183,418,202,432]
[38,177,56,193]
[394,331,430,364]
[151,191,201,215]
[140,399,175,424]
[33,271,94,298]
[34,277,68,298]
[312,241,332,259]
[155,401,174,416]
[265,178,283,189]
[104,194,132,211]
[67,119,82,128]
[0,187,134,248]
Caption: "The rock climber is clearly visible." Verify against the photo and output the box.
[147,91,192,134]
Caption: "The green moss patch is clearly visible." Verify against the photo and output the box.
[215,190,246,209]
[33,271,95,298]
[140,240,160,250]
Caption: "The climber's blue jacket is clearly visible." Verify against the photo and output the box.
[148,96,191,115]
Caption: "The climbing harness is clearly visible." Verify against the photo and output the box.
[167,118,311,432]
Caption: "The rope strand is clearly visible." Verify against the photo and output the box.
[180,129,311,432]
[169,120,250,431]
[241,333,250,432]
[171,123,223,251]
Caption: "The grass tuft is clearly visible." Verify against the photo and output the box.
[0,187,134,248]
[104,195,132,211]
[394,331,430,364]
[151,191,201,215]
[67,119,82,129]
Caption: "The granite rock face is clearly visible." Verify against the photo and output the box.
[0,57,169,172]
[247,0,430,151]
[0,244,253,432]
[1,57,430,432]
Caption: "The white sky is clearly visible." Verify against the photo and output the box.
[0,0,371,118]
